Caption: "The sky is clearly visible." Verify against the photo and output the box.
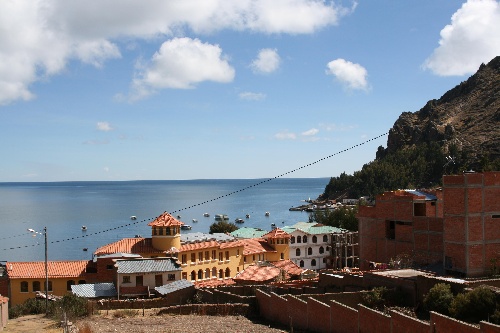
[1,0,499,182]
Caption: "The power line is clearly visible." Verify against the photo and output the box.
[1,132,388,252]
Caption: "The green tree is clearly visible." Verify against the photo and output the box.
[423,283,454,316]
[449,286,496,323]
[209,220,239,234]
[311,205,358,231]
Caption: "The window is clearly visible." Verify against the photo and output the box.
[191,253,196,263]
[33,281,41,292]
[182,272,187,280]
[205,269,210,279]
[291,236,295,244]
[212,250,216,259]
[122,276,131,283]
[219,252,223,261]
[198,252,203,261]
[153,227,157,235]
[225,251,229,260]
[205,251,209,260]
[296,248,301,256]
[212,267,217,278]
[168,274,175,281]
[311,259,316,266]
[299,260,304,268]
[236,249,239,257]
[308,247,312,255]
[303,235,307,243]
[106,265,113,270]
[198,270,203,280]
[21,281,28,293]
[319,246,324,254]
[136,276,143,287]
[323,235,328,242]
[155,274,164,287]
[219,269,223,278]
[191,271,196,281]
[414,203,426,217]
[297,236,301,243]
[244,256,247,262]
[225,268,231,278]
[312,236,317,243]
[166,227,171,235]
[386,220,395,240]
[281,253,284,260]
[159,227,163,235]
[66,280,75,291]
[44,281,53,291]
[181,254,187,264]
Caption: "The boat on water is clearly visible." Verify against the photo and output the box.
[192,219,198,223]
[214,214,229,221]
[203,213,210,217]
[245,214,250,218]
[181,225,192,230]
[235,218,244,224]
[81,226,87,231]
[265,211,270,216]
[130,216,137,220]
[271,223,276,228]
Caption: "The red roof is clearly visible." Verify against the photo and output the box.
[271,259,304,276]
[194,278,236,288]
[233,264,281,283]
[238,238,276,256]
[148,212,184,227]
[5,260,91,279]
[94,238,164,256]
[263,228,291,239]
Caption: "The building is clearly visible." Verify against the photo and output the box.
[4,260,97,306]
[357,171,500,277]
[284,222,358,270]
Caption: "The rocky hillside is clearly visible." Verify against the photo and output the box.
[386,56,500,166]
[321,56,500,200]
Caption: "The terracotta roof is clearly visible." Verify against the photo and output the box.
[194,278,236,288]
[238,238,276,256]
[263,228,291,239]
[233,264,281,282]
[5,260,91,279]
[272,260,304,276]
[94,238,164,256]
[148,212,184,227]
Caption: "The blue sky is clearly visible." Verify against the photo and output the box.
[1,0,499,182]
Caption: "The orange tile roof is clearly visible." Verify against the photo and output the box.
[238,238,276,256]
[233,264,281,282]
[5,260,91,279]
[94,238,164,256]
[263,227,291,239]
[148,212,184,227]
[272,260,304,276]
[194,278,236,288]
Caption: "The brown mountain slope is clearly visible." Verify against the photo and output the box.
[387,56,500,165]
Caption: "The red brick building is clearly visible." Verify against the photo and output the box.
[358,171,500,277]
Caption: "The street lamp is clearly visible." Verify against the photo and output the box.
[28,227,48,315]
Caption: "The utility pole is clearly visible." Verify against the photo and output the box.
[44,227,48,316]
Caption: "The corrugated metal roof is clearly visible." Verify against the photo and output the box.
[71,283,117,298]
[230,227,268,239]
[116,258,181,274]
[181,232,234,242]
[155,279,194,295]
[404,190,437,201]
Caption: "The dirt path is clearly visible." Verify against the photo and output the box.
[3,314,60,333]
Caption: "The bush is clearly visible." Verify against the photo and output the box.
[361,287,387,311]
[423,283,454,316]
[449,286,496,323]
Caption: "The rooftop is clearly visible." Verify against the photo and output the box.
[71,283,117,298]
[148,212,184,227]
[155,279,194,295]
[115,258,181,274]
[5,260,92,279]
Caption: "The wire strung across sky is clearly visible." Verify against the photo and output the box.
[1,132,388,253]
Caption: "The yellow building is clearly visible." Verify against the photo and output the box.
[4,260,96,306]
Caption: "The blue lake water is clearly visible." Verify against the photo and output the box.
[0,178,328,262]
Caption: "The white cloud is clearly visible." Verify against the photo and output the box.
[0,0,353,105]
[274,131,297,140]
[131,37,235,99]
[96,121,113,132]
[326,58,369,91]
[301,128,319,136]
[423,0,500,76]
[239,91,266,101]
[251,48,281,74]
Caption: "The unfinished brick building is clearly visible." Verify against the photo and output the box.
[358,171,500,277]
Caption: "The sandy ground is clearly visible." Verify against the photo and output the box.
[4,311,294,333]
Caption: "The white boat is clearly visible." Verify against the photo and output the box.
[130,216,137,220]
[181,225,192,230]
[235,218,244,224]
[245,214,250,218]
[203,213,210,217]
[81,226,87,231]
[265,212,270,216]
[192,219,198,223]
[214,214,229,221]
